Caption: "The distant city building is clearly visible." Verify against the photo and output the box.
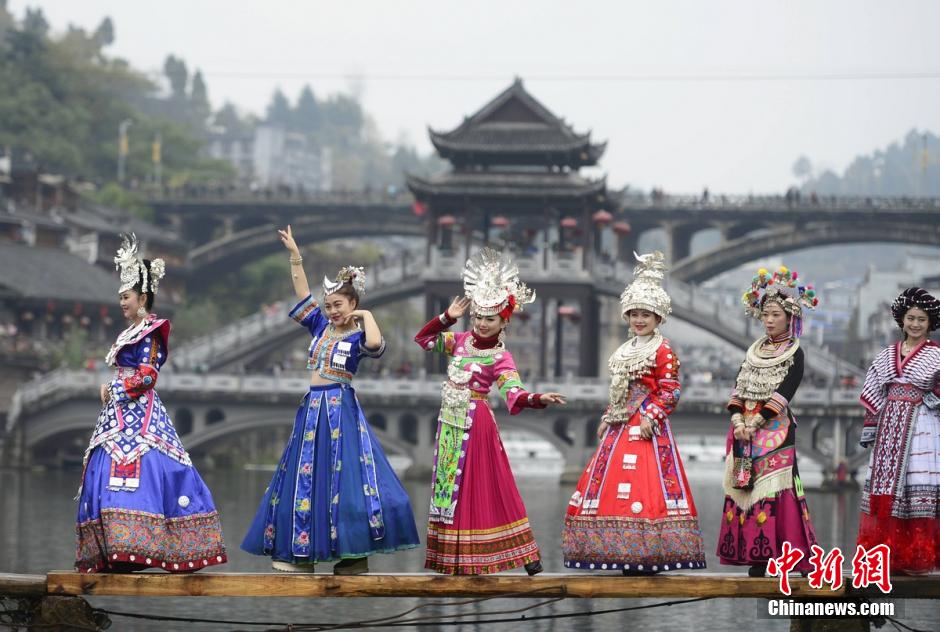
[252,125,332,193]
[855,253,940,340]
[206,127,254,179]
[855,253,940,363]
[205,124,333,192]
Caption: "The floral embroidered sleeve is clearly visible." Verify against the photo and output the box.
[414,312,458,356]
[110,334,164,403]
[759,347,804,421]
[493,352,545,415]
[289,294,329,337]
[639,344,681,434]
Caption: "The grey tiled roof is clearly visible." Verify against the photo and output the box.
[0,241,116,304]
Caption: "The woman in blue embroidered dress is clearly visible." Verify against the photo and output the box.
[241,225,420,574]
[76,234,226,573]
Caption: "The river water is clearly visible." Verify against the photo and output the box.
[0,447,935,631]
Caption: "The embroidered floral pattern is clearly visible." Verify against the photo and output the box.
[76,508,226,573]
[562,515,705,569]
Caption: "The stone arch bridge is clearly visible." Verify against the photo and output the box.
[170,250,864,381]
[149,193,940,288]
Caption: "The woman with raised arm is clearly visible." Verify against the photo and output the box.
[241,225,419,574]
[857,288,940,574]
[562,251,705,575]
[717,266,819,577]
[414,248,566,576]
[76,234,226,573]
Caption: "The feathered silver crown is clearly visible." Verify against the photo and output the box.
[462,248,535,317]
[322,265,366,299]
[114,233,165,295]
[620,251,671,322]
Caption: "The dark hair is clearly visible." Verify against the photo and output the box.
[131,259,156,311]
[326,282,359,309]
[892,287,940,332]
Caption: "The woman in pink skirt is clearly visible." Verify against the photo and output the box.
[717,266,819,576]
[414,248,566,575]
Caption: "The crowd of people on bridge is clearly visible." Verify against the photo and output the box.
[71,231,939,578]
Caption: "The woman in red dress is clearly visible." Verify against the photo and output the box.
[562,252,705,574]
[858,287,940,574]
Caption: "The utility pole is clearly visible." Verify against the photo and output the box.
[152,133,162,188]
[117,119,132,184]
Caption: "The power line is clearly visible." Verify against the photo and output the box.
[199,70,940,83]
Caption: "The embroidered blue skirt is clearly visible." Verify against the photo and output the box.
[241,383,419,562]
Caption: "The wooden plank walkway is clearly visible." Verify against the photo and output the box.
[20,572,936,600]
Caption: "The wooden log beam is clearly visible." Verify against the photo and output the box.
[0,573,47,598]
[44,572,939,600]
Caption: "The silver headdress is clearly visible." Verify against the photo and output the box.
[462,248,535,318]
[620,251,671,322]
[322,265,366,298]
[114,233,165,295]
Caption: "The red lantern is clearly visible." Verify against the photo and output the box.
[560,217,578,229]
[412,200,428,217]
[592,209,613,225]
[437,214,457,227]
[612,221,632,235]
[491,215,509,228]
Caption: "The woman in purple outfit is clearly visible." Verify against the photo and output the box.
[75,234,226,573]
[717,265,818,577]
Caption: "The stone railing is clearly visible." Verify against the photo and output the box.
[618,193,940,212]
[8,369,863,431]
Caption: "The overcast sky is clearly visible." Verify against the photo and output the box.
[25,0,940,194]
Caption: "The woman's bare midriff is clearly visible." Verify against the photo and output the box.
[309,373,336,387]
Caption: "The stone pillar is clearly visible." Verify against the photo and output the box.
[616,231,639,263]
[666,222,693,263]
[423,293,441,375]
[560,417,589,484]
[405,409,437,480]
[578,293,600,377]
[221,215,235,237]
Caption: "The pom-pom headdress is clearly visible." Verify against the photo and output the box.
[322,266,366,299]
[114,233,165,295]
[891,287,940,331]
[620,251,672,322]
[742,265,817,338]
[462,248,535,320]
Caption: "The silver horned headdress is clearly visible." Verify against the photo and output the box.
[114,233,165,295]
[462,248,535,318]
[322,265,366,299]
[620,251,672,322]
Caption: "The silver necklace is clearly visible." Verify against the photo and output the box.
[464,333,504,357]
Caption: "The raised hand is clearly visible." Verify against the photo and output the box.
[446,296,471,319]
[277,225,300,255]
[340,309,369,327]
[539,392,567,406]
